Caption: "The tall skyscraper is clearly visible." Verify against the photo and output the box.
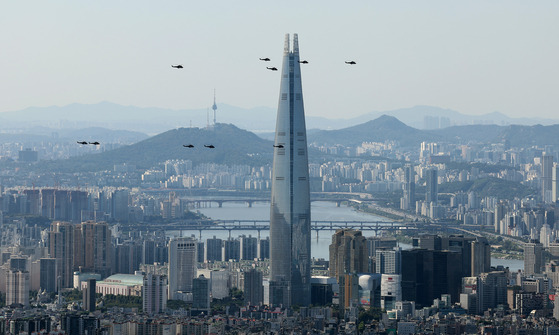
[524,241,543,275]
[168,237,197,300]
[48,221,75,288]
[552,163,559,203]
[400,165,415,210]
[269,33,311,307]
[470,237,491,276]
[542,154,554,202]
[425,168,438,204]
[329,229,369,279]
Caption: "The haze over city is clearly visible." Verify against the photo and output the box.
[1,0,558,120]
[2,2,559,334]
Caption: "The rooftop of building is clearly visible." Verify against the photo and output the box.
[98,274,143,286]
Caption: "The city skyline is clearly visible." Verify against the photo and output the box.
[1,1,558,120]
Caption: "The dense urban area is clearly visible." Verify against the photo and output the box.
[0,106,559,334]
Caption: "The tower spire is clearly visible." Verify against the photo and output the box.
[269,33,310,307]
[212,89,217,125]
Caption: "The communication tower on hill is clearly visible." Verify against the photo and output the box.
[212,89,218,125]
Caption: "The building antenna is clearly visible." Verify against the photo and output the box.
[212,89,217,125]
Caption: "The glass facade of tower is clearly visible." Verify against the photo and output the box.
[269,33,311,307]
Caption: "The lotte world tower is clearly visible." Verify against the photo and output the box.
[269,34,311,307]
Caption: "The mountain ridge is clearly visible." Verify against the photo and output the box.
[1,102,557,134]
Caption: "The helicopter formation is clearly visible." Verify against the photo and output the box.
[79,56,357,149]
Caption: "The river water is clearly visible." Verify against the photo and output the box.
[172,201,523,271]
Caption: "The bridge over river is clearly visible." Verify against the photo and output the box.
[124,219,468,239]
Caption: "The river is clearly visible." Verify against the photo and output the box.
[170,201,523,272]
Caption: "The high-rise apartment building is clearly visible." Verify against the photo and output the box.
[74,221,112,277]
[222,238,240,262]
[168,237,197,300]
[143,274,167,315]
[425,168,438,204]
[240,235,258,260]
[48,221,75,288]
[269,33,311,307]
[400,165,415,210]
[329,229,369,279]
[258,237,270,260]
[6,270,30,307]
[205,236,222,262]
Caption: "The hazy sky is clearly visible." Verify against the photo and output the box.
[1,1,557,119]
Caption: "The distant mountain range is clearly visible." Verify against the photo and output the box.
[19,115,559,175]
[1,102,557,134]
[309,115,559,148]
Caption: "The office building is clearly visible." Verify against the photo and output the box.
[269,33,311,307]
[244,269,264,306]
[401,248,461,307]
[367,237,398,258]
[329,229,369,279]
[542,154,554,202]
[168,237,197,300]
[143,240,156,265]
[40,258,57,293]
[311,276,336,306]
[381,274,402,310]
[339,274,360,311]
[376,248,401,274]
[192,274,210,313]
[525,241,543,275]
[470,237,491,276]
[143,274,167,315]
[478,271,508,312]
[83,279,96,312]
[210,270,230,299]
